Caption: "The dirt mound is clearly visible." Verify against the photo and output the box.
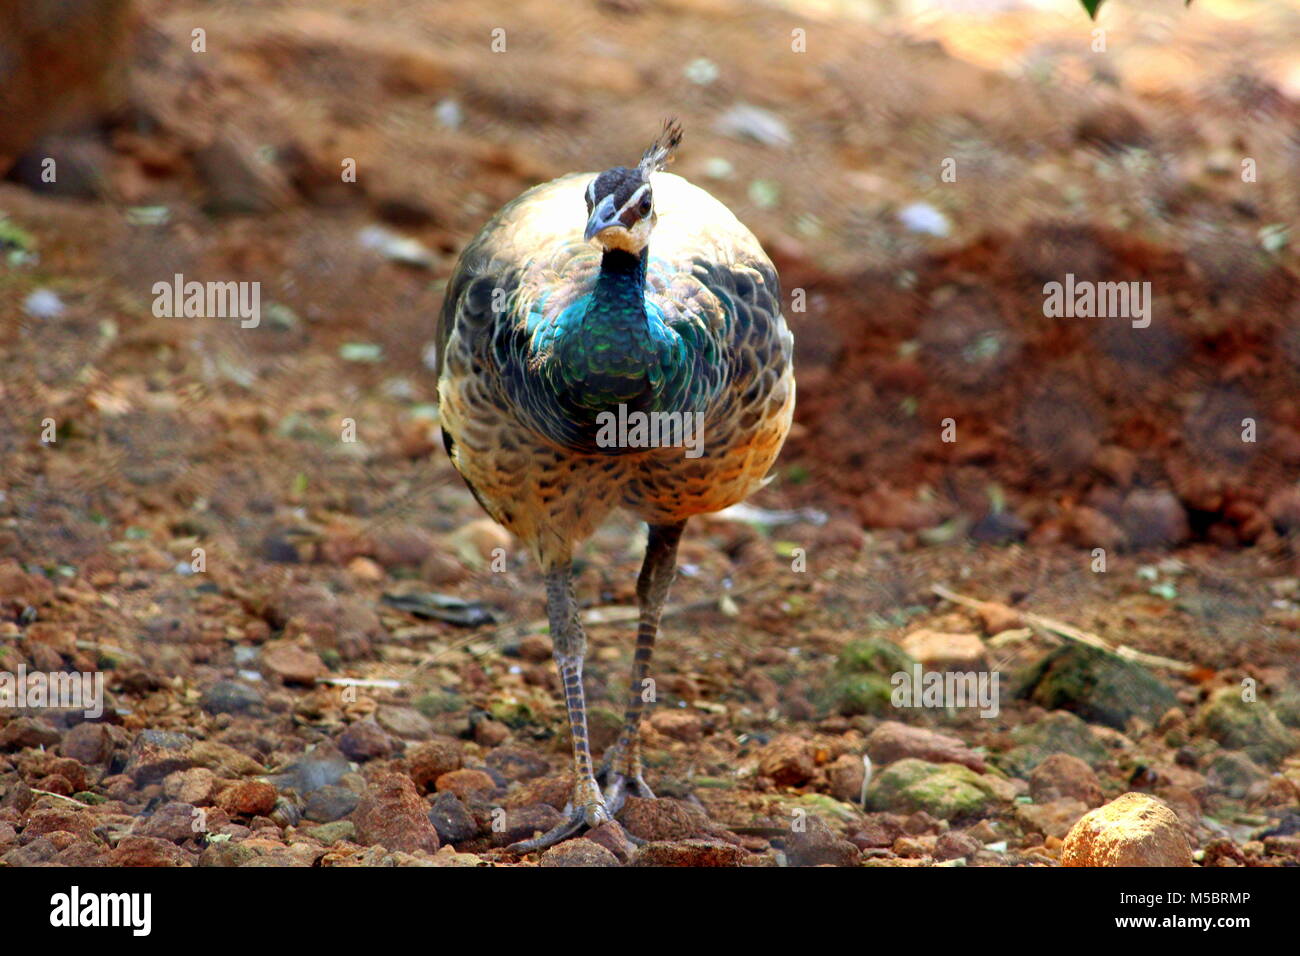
[782,221,1300,550]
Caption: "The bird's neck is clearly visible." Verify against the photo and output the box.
[585,247,649,331]
[526,244,711,452]
[548,247,662,415]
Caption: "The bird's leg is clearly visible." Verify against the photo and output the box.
[508,565,611,853]
[599,520,686,813]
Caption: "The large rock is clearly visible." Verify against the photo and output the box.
[1061,793,1193,867]
[352,772,440,854]
[822,639,915,716]
[1017,644,1177,731]
[864,759,998,820]
[1196,688,1297,766]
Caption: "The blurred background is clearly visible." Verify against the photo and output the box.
[1,0,1298,866]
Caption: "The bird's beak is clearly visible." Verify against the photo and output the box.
[584,194,620,243]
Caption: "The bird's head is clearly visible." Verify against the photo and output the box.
[584,119,683,254]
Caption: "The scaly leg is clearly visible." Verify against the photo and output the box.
[509,566,611,853]
[599,520,686,813]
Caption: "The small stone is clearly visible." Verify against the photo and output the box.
[166,767,219,806]
[1068,506,1126,550]
[304,820,356,845]
[434,768,496,800]
[352,772,440,854]
[631,839,748,867]
[1061,793,1193,867]
[200,680,263,715]
[0,717,61,750]
[493,804,564,846]
[135,802,202,843]
[446,518,512,564]
[107,835,193,867]
[1119,490,1189,549]
[1263,834,1300,859]
[375,705,434,741]
[934,830,981,861]
[504,774,572,811]
[1029,753,1104,807]
[785,816,860,867]
[370,527,438,568]
[337,719,394,762]
[408,737,463,791]
[0,561,55,607]
[976,601,1023,636]
[188,740,263,778]
[618,797,718,842]
[828,753,866,803]
[21,807,98,840]
[347,556,385,582]
[900,629,986,670]
[33,774,72,795]
[517,634,553,662]
[650,709,704,743]
[484,746,550,782]
[473,718,510,747]
[304,784,360,823]
[217,781,278,818]
[539,838,620,867]
[60,723,117,764]
[261,641,327,685]
[428,791,479,844]
[125,730,193,785]
[867,721,987,773]
[850,814,905,849]
[758,734,816,787]
[586,821,634,863]
[1017,798,1091,839]
[892,835,935,858]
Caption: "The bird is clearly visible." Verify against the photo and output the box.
[435,120,794,852]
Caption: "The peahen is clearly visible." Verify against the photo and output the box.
[435,121,794,852]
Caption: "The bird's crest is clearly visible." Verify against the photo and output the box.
[638,118,684,176]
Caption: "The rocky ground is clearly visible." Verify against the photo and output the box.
[0,0,1298,866]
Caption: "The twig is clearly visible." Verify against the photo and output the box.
[931,583,1195,673]
[29,788,91,807]
[75,640,141,662]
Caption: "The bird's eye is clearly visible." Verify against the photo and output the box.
[638,194,653,215]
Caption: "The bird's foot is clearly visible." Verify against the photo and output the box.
[507,796,613,855]
[598,768,656,816]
